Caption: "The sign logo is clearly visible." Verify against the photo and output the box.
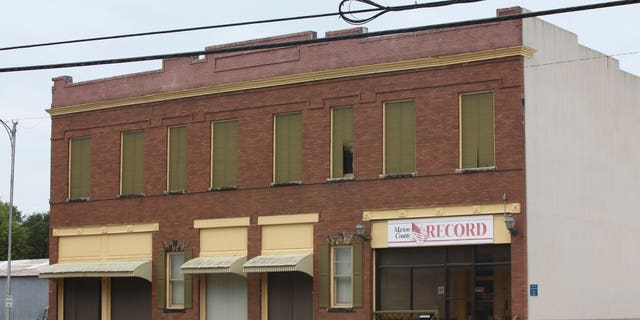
[388,215,494,247]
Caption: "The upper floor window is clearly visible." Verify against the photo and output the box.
[384,100,416,175]
[120,130,144,196]
[69,136,91,199]
[460,91,495,169]
[211,120,238,190]
[167,125,186,192]
[274,113,302,184]
[331,107,354,178]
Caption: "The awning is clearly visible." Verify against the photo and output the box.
[181,256,246,276]
[242,253,313,276]
[39,260,152,282]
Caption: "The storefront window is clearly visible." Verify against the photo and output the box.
[376,245,511,320]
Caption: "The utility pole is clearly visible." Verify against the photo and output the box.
[0,118,17,320]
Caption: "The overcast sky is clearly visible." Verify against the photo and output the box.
[1,0,639,215]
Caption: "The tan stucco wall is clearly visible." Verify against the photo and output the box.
[524,17,640,320]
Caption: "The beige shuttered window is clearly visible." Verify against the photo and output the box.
[121,130,144,195]
[211,120,238,189]
[168,126,186,192]
[460,91,495,169]
[69,137,91,199]
[384,100,416,175]
[331,107,354,178]
[319,242,362,308]
[274,113,302,183]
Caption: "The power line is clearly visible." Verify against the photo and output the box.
[1,0,639,73]
[0,0,483,52]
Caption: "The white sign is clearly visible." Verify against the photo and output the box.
[388,215,494,247]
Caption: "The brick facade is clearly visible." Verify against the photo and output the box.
[48,12,527,320]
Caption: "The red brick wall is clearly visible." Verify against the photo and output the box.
[49,55,527,320]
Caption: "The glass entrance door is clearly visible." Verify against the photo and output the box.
[376,245,511,320]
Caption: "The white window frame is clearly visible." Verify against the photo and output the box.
[167,252,185,309]
[331,246,353,307]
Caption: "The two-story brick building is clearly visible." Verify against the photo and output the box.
[41,6,640,320]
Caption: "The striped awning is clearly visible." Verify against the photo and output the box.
[242,253,312,276]
[39,260,152,281]
[181,256,246,276]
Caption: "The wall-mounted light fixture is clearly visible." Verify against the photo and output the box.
[355,221,371,241]
[503,193,517,235]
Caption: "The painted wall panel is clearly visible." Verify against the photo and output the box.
[524,17,640,320]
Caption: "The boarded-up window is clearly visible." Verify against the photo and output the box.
[121,131,144,195]
[461,92,495,168]
[64,278,101,320]
[111,277,152,320]
[274,113,302,183]
[69,137,91,199]
[168,126,186,192]
[212,120,238,189]
[384,101,415,174]
[268,272,312,320]
[332,107,354,178]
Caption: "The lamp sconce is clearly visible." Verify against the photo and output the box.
[354,221,371,241]
[504,213,517,235]
[502,193,516,235]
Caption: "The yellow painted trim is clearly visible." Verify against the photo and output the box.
[52,222,159,237]
[372,250,377,312]
[261,273,268,320]
[199,274,206,320]
[210,121,214,190]
[257,213,319,225]
[330,107,334,178]
[119,132,124,195]
[363,203,520,221]
[58,280,64,320]
[47,46,535,117]
[458,91,495,169]
[67,139,71,199]
[194,217,250,229]
[493,214,512,244]
[371,221,388,249]
[101,277,111,320]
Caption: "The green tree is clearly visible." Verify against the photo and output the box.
[22,212,49,258]
[0,202,49,260]
[0,201,25,260]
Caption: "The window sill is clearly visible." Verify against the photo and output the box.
[455,166,497,174]
[378,172,417,179]
[117,193,144,199]
[326,176,355,183]
[270,181,303,187]
[208,186,238,192]
[66,197,89,203]
[163,190,186,195]
[163,308,186,313]
[328,307,354,312]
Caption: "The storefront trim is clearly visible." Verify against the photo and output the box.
[39,260,153,281]
[180,255,246,276]
[363,203,520,221]
[243,253,313,276]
